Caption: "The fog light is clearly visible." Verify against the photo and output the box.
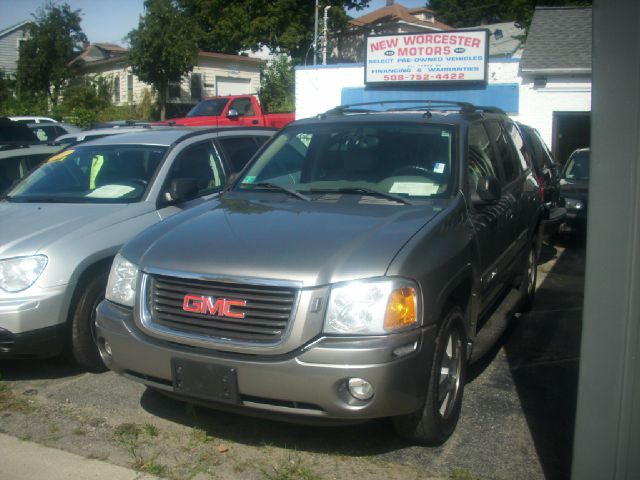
[103,340,112,357]
[347,378,374,401]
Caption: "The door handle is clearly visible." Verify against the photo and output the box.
[252,120,259,125]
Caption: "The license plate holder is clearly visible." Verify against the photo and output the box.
[171,358,239,404]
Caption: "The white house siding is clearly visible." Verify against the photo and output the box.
[0,26,28,73]
[514,76,591,147]
[79,62,148,106]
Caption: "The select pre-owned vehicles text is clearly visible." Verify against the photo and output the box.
[97,101,542,445]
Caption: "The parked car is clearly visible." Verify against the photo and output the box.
[155,94,295,129]
[53,126,152,147]
[0,117,41,146]
[27,122,81,143]
[0,144,64,195]
[0,127,276,370]
[559,147,590,235]
[96,100,543,445]
[517,123,566,235]
[8,116,57,124]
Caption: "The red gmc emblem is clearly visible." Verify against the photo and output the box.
[182,295,247,319]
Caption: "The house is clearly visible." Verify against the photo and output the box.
[331,0,451,63]
[518,7,591,162]
[0,21,30,74]
[70,43,263,112]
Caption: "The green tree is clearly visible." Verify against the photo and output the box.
[16,1,86,105]
[178,0,371,63]
[259,55,295,112]
[127,0,199,119]
[427,0,592,30]
[0,69,16,111]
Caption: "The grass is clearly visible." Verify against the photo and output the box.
[262,456,322,480]
[0,383,36,413]
[450,468,482,480]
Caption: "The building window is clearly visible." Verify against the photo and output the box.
[168,80,181,99]
[113,75,120,103]
[191,73,202,101]
[127,74,134,102]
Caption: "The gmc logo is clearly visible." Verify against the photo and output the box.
[182,295,247,319]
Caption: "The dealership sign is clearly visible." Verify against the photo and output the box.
[364,30,489,85]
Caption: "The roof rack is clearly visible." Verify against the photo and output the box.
[322,100,505,116]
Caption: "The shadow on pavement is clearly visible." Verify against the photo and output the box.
[504,244,584,480]
[0,356,86,381]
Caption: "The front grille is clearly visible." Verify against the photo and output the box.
[148,275,297,343]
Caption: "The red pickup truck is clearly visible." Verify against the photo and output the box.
[156,95,294,128]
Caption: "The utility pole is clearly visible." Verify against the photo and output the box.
[323,5,331,65]
[314,0,319,65]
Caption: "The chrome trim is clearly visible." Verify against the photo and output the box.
[137,273,302,351]
[142,265,303,289]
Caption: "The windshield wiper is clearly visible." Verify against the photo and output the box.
[310,187,412,205]
[250,182,311,202]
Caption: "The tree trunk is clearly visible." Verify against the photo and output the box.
[159,81,167,120]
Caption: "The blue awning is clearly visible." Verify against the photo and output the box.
[341,84,519,113]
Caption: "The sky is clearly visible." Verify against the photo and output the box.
[0,0,428,46]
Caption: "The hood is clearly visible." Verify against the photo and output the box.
[0,201,153,257]
[559,179,589,197]
[132,194,445,287]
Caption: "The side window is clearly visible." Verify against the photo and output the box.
[468,122,500,191]
[229,98,255,116]
[166,142,225,196]
[503,121,530,171]
[485,120,521,183]
[217,136,260,173]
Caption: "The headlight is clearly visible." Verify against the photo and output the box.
[0,255,48,292]
[324,279,418,335]
[105,254,139,307]
[564,197,584,210]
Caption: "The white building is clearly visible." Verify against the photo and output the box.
[0,21,30,74]
[70,44,263,110]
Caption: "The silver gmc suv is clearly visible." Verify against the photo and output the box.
[96,101,542,445]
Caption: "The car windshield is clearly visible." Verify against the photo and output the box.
[563,151,590,181]
[187,99,228,117]
[237,123,455,200]
[5,144,167,203]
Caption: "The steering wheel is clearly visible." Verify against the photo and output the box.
[392,165,440,180]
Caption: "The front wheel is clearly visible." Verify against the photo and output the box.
[67,273,108,371]
[518,240,537,312]
[393,306,467,445]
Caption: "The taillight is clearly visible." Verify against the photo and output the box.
[536,176,546,198]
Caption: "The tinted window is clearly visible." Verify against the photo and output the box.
[485,120,521,183]
[166,141,225,196]
[468,122,500,192]
[503,121,530,170]
[217,136,260,173]
[563,151,590,181]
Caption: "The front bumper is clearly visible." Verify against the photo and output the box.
[96,300,437,423]
[0,285,69,358]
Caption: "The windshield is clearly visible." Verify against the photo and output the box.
[563,151,590,181]
[237,123,455,200]
[187,99,228,117]
[6,144,167,203]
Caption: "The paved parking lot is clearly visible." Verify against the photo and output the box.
[0,242,584,480]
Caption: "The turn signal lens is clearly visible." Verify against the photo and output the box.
[384,287,417,331]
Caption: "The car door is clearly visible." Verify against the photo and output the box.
[466,120,516,311]
[156,139,227,220]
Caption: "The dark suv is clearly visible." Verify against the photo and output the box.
[96,101,543,445]
[517,122,566,235]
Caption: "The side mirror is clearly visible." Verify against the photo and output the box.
[227,109,240,120]
[169,178,199,202]
[472,175,501,205]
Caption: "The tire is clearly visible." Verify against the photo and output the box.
[393,306,468,446]
[67,272,109,371]
[518,240,537,312]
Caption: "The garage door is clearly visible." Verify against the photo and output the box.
[216,77,251,96]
